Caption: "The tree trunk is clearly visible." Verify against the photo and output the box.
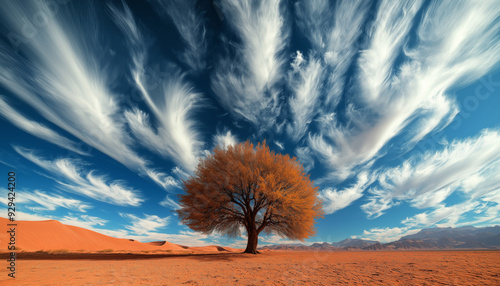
[244,227,259,254]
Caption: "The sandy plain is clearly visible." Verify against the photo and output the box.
[1,218,499,285]
[1,250,499,285]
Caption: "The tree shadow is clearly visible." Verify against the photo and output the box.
[8,251,260,261]
[185,252,261,262]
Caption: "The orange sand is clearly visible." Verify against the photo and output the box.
[0,218,238,253]
[1,218,499,285]
[0,250,498,285]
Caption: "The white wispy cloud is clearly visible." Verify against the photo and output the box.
[295,147,315,173]
[149,0,207,71]
[108,0,145,76]
[0,1,149,171]
[358,0,423,103]
[120,213,170,236]
[110,2,205,173]
[108,1,142,46]
[125,78,203,172]
[467,192,500,226]
[319,172,374,215]
[146,169,180,192]
[0,188,27,206]
[273,140,284,150]
[59,214,107,228]
[172,166,190,181]
[0,211,54,222]
[23,190,91,212]
[295,0,370,107]
[211,0,288,129]
[402,201,480,229]
[358,227,420,243]
[0,1,178,192]
[307,0,500,182]
[286,51,323,141]
[362,129,500,218]
[213,130,238,149]
[307,0,424,181]
[294,0,331,51]
[159,195,181,210]
[259,234,302,246]
[0,97,86,155]
[359,200,481,242]
[14,146,143,206]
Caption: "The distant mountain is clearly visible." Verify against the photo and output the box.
[331,238,379,248]
[364,225,500,250]
[401,225,500,241]
[310,242,338,250]
[364,242,384,250]
[261,225,500,251]
[260,239,376,251]
[364,239,440,250]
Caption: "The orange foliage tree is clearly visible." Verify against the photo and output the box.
[177,141,323,254]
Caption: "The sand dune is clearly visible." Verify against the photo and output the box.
[147,241,167,246]
[189,245,230,252]
[0,217,241,253]
[145,240,186,251]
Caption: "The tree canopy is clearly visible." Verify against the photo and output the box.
[177,141,323,254]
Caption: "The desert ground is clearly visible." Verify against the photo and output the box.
[1,218,499,285]
[0,250,499,285]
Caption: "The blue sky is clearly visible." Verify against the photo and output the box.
[0,0,499,247]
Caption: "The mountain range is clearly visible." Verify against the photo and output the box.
[260,225,500,251]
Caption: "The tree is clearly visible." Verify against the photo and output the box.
[177,141,323,254]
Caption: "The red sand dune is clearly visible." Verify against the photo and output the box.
[0,217,241,253]
[189,245,230,252]
[146,240,185,250]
